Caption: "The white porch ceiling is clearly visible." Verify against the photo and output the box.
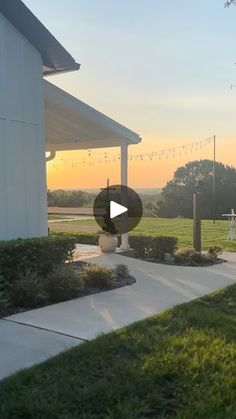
[44,81,141,151]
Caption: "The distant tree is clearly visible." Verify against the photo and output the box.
[47,190,95,207]
[156,160,236,219]
[140,192,161,217]
[47,190,55,207]
[144,201,161,217]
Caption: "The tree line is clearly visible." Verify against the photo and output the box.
[48,161,236,219]
[47,190,96,208]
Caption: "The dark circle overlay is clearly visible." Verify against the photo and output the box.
[93,185,143,235]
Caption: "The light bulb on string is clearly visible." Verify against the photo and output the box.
[48,136,214,168]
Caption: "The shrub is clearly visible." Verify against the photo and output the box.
[81,264,114,289]
[0,235,76,282]
[129,235,177,260]
[207,246,223,261]
[174,247,208,266]
[0,296,7,314]
[0,274,6,295]
[43,264,84,304]
[114,264,130,280]
[174,246,223,267]
[113,264,135,287]
[51,232,98,246]
[0,275,9,314]
[7,270,47,308]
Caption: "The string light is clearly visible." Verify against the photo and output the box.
[47,136,214,169]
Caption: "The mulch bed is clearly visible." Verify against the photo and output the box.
[0,261,136,319]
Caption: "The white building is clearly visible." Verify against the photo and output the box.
[0,0,141,249]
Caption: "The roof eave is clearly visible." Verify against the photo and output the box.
[0,0,80,75]
[43,63,81,76]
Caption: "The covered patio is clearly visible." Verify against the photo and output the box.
[44,80,142,250]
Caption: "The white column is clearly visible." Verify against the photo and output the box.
[120,143,130,250]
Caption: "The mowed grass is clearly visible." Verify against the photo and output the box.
[51,217,236,252]
[1,284,236,418]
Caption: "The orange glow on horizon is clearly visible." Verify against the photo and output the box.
[47,137,235,190]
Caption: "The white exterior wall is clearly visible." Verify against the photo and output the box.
[0,12,48,240]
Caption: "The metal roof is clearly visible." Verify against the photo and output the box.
[0,0,80,75]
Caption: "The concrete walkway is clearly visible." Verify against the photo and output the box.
[1,251,236,380]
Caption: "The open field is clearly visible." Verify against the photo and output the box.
[1,284,235,418]
[49,217,236,252]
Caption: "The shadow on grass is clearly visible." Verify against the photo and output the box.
[0,285,236,418]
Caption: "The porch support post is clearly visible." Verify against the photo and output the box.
[120,143,130,250]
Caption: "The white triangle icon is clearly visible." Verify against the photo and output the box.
[110,201,128,219]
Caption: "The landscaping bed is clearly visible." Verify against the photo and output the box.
[53,232,224,267]
[170,246,225,267]
[145,245,225,267]
[127,236,224,267]
[0,236,135,319]
[0,284,235,418]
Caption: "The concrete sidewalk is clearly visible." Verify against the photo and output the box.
[1,252,236,380]
[0,321,81,380]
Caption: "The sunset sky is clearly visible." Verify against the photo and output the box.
[25,0,236,189]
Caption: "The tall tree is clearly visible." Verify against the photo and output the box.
[156,160,236,219]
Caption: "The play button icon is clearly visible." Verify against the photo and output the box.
[110,201,128,219]
[93,184,143,235]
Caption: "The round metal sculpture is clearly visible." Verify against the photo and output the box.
[222,209,236,240]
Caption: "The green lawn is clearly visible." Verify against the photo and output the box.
[51,217,236,252]
[1,285,236,418]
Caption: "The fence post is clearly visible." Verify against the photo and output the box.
[193,193,201,252]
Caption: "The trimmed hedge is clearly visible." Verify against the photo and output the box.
[0,235,76,281]
[129,235,177,260]
[51,231,98,245]
[52,232,177,261]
